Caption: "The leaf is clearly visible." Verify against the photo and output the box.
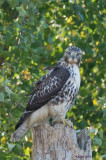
[0,150,8,160]
[24,147,31,155]
[101,155,106,158]
[90,128,95,134]
[5,86,13,95]
[78,11,84,21]
[93,98,98,106]
[98,130,103,139]
[93,137,102,146]
[0,93,4,102]
[8,143,15,152]
[1,136,6,144]
[103,108,106,118]
[11,157,22,160]
[76,129,81,133]
[12,144,23,155]
[16,7,26,17]
[24,141,32,148]
[4,79,10,85]
[24,36,28,45]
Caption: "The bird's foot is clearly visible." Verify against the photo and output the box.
[54,118,73,127]
[60,118,72,127]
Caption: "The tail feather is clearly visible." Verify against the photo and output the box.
[11,119,31,142]
[15,111,33,130]
[11,105,49,142]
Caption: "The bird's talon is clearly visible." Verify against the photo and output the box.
[61,118,72,127]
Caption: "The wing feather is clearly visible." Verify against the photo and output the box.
[26,67,70,111]
[15,67,70,130]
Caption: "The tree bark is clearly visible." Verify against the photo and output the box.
[32,121,92,160]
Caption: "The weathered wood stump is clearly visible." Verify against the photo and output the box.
[32,121,92,160]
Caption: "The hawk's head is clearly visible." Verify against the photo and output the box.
[63,46,82,66]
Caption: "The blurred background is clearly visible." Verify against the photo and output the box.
[0,0,105,159]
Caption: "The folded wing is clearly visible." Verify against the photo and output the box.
[15,67,70,130]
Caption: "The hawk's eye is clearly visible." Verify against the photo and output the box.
[77,53,80,56]
[66,51,70,54]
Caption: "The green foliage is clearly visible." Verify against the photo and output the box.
[0,0,105,159]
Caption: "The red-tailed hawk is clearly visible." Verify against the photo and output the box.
[11,46,82,142]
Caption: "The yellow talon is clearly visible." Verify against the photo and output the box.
[60,118,71,127]
[53,118,73,127]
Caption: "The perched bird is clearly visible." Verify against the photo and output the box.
[11,46,83,142]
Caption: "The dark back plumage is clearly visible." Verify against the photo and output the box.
[26,67,70,111]
[15,67,70,130]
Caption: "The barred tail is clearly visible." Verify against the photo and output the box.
[11,105,49,142]
[11,118,32,142]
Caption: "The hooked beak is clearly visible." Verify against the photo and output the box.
[68,57,77,64]
[72,55,75,60]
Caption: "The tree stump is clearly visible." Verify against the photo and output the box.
[32,121,92,160]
